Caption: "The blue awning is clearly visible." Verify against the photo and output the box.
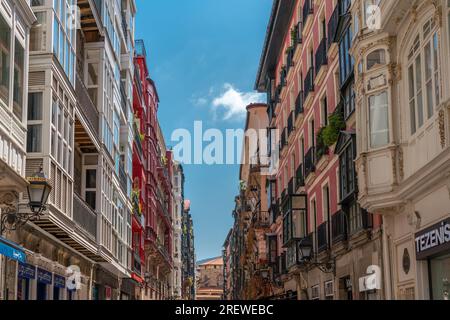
[0,237,26,263]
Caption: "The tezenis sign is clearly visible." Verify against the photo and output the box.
[415,217,450,260]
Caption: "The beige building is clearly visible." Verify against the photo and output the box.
[351,0,450,300]
[196,257,223,300]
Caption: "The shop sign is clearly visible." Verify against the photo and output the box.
[54,274,66,289]
[18,262,36,280]
[105,286,112,300]
[37,268,53,285]
[359,265,382,292]
[415,218,450,260]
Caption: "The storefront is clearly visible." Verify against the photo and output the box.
[53,274,65,300]
[36,268,52,300]
[17,262,35,300]
[415,217,450,300]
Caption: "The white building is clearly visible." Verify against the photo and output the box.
[352,0,450,300]
[171,161,183,299]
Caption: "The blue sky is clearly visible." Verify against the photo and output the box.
[135,0,272,260]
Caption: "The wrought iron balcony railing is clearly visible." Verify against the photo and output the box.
[331,210,347,243]
[302,0,314,29]
[304,146,316,178]
[315,37,328,76]
[296,163,305,189]
[328,4,340,48]
[295,91,304,118]
[304,67,314,100]
[317,221,329,253]
[287,111,294,136]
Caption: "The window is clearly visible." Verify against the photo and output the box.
[321,96,328,127]
[339,26,354,86]
[366,49,386,70]
[369,91,389,148]
[27,93,43,153]
[311,285,320,300]
[325,281,334,300]
[339,140,356,202]
[30,12,47,51]
[0,14,10,107]
[407,18,440,135]
[85,169,96,210]
[343,83,355,119]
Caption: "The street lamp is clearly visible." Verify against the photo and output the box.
[297,237,335,275]
[0,167,51,234]
[27,167,52,214]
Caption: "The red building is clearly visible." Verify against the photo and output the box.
[134,39,173,300]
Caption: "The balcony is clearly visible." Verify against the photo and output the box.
[295,164,305,189]
[288,178,294,196]
[135,39,147,57]
[315,37,328,78]
[118,163,128,194]
[75,74,99,136]
[134,122,144,160]
[317,221,329,253]
[328,4,340,49]
[133,251,142,275]
[331,210,347,243]
[73,192,97,240]
[286,47,295,74]
[295,91,304,119]
[293,22,303,46]
[280,66,287,87]
[287,111,294,137]
[304,147,316,178]
[279,128,288,153]
[302,0,314,32]
[303,67,314,102]
[252,210,270,229]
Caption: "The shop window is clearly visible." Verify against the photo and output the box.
[366,49,386,71]
[368,91,389,148]
[0,14,10,107]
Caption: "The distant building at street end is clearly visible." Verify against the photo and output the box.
[196,257,224,300]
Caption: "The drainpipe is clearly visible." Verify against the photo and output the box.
[381,216,393,300]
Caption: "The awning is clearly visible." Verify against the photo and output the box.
[0,237,26,263]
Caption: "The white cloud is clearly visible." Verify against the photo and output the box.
[211,83,265,120]
[192,97,208,107]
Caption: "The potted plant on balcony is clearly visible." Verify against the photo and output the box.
[322,109,346,152]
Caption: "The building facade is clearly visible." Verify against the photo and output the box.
[196,257,223,300]
[351,0,450,300]
[181,199,196,300]
[171,161,184,299]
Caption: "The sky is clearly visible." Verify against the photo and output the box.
[135,0,273,260]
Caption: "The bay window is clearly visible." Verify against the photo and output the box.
[27,93,43,153]
[369,91,389,148]
[0,14,10,107]
[13,39,25,121]
[407,18,441,135]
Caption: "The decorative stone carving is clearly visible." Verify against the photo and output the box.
[438,109,445,149]
[398,147,404,181]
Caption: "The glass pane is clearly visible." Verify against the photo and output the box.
[433,33,440,107]
[28,92,43,120]
[366,49,385,70]
[369,91,389,148]
[0,15,10,107]
[86,191,96,210]
[27,125,42,153]
[415,56,424,128]
[430,254,450,300]
[13,40,25,121]
[31,12,46,51]
[86,169,97,188]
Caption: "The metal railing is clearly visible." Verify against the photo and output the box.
[75,74,99,135]
[73,192,97,239]
[302,0,314,28]
[304,67,314,100]
[295,91,304,118]
[315,37,328,76]
[252,210,270,228]
[296,163,305,189]
[304,146,316,178]
[287,111,294,136]
[328,4,340,48]
[317,221,329,253]
[332,210,347,243]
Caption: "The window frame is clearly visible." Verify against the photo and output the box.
[406,17,441,136]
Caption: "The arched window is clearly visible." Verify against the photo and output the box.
[366,49,386,70]
[407,18,440,135]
